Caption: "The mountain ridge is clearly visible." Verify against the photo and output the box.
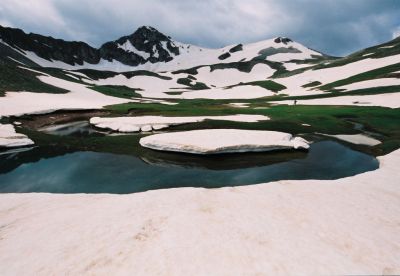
[0,25,327,72]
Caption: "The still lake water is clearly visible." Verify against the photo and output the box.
[0,140,378,194]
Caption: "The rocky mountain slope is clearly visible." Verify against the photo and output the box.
[0,25,329,72]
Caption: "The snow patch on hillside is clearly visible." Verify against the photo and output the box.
[0,76,130,118]
[173,85,275,100]
[277,55,400,96]
[283,62,313,71]
[195,63,274,87]
[271,92,400,108]
[337,78,400,91]
[88,69,276,99]
[88,74,187,96]
[22,51,142,72]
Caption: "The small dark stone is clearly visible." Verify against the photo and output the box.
[274,37,293,45]
[229,44,243,53]
[218,52,231,60]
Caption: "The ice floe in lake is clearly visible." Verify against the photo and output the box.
[320,133,381,146]
[0,124,34,148]
[90,114,270,133]
[139,129,310,154]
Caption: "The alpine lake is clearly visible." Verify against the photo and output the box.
[0,114,379,194]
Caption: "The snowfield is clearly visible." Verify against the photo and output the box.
[276,55,400,97]
[87,73,189,96]
[337,78,400,91]
[0,149,399,275]
[0,75,130,118]
[7,44,398,105]
[90,115,270,133]
[0,124,34,147]
[193,63,275,87]
[139,129,310,154]
[87,64,276,99]
[81,54,400,100]
[174,85,275,100]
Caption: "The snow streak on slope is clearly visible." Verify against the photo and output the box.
[117,41,151,59]
[337,78,400,91]
[22,51,140,72]
[276,55,400,97]
[271,92,400,108]
[194,64,274,87]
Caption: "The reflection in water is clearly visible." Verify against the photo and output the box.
[39,121,106,137]
[0,141,378,194]
[140,149,308,170]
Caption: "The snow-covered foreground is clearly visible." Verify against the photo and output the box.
[0,149,399,275]
[0,75,130,118]
[140,129,310,154]
[0,124,34,147]
[271,92,400,108]
[90,115,270,132]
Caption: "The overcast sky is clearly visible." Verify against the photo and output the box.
[0,0,399,56]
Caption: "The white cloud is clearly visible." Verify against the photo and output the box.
[392,26,400,39]
[0,0,66,34]
[0,0,398,55]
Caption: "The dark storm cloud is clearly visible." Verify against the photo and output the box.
[0,0,399,56]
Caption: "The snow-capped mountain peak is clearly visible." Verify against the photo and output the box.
[98,25,181,66]
[0,24,328,72]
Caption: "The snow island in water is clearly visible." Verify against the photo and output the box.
[139,129,310,154]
